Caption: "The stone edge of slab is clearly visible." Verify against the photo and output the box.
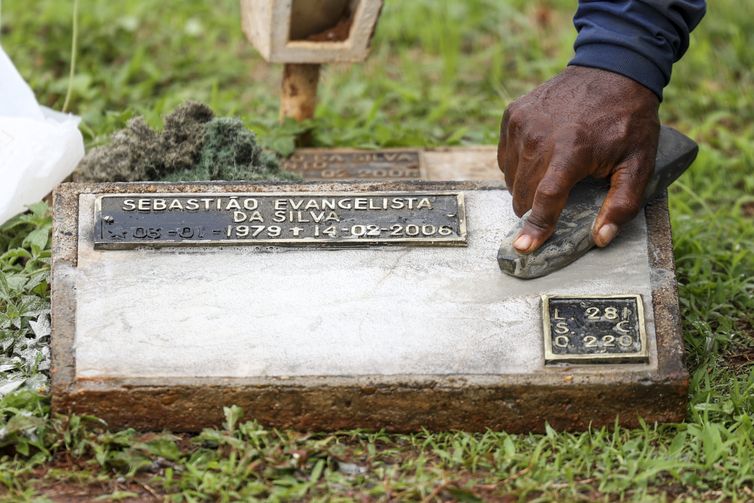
[51,181,688,432]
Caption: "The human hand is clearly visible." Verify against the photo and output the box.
[497,66,660,253]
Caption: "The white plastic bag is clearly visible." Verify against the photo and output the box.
[0,45,85,225]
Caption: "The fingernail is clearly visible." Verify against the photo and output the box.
[513,233,532,252]
[596,224,618,247]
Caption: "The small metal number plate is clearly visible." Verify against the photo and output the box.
[542,295,649,364]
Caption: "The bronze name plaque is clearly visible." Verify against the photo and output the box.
[282,150,422,180]
[93,192,466,249]
[542,295,649,364]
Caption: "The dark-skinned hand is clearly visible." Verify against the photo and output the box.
[497,66,660,253]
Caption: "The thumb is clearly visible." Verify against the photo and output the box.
[592,155,653,247]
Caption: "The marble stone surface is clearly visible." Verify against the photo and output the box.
[72,189,657,380]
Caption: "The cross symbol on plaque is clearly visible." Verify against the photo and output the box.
[290,226,304,236]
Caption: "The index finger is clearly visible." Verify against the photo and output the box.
[513,152,583,254]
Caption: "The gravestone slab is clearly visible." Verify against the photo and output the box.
[51,180,686,432]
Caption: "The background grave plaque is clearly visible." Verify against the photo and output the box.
[283,146,501,181]
[51,180,687,432]
[283,149,423,180]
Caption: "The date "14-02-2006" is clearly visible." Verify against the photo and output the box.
[123,223,458,241]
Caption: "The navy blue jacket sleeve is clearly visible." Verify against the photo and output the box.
[569,0,706,100]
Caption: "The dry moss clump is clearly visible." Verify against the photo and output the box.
[75,102,299,183]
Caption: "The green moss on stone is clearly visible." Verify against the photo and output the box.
[74,102,300,183]
[156,102,215,177]
[75,117,161,182]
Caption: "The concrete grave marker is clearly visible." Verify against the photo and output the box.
[51,175,687,432]
[240,0,384,122]
[241,0,384,64]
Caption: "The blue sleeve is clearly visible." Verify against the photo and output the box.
[568,0,706,100]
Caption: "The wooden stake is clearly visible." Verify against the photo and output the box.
[280,63,320,122]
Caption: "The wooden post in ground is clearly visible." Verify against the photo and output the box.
[240,0,384,142]
[280,63,320,122]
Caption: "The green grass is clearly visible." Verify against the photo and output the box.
[1,0,753,500]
